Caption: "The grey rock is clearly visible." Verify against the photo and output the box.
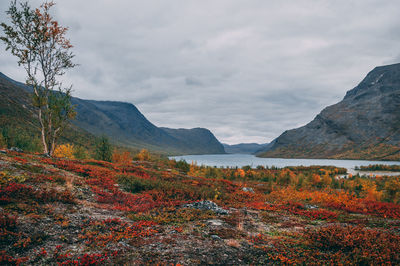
[210,235,222,240]
[10,147,23,152]
[184,200,229,215]
[207,219,224,226]
[242,187,255,193]
[304,204,319,210]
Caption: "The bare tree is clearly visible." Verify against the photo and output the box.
[1,1,77,156]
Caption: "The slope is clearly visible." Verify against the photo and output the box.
[0,72,225,155]
[257,63,400,160]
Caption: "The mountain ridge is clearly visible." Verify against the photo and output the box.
[0,72,225,155]
[223,142,270,154]
[257,63,400,160]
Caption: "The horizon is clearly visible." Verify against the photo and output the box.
[1,0,400,144]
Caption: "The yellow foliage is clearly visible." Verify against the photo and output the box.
[234,169,245,178]
[53,144,75,159]
[137,149,151,161]
[112,150,132,164]
[0,171,26,184]
[188,162,201,177]
[360,180,382,201]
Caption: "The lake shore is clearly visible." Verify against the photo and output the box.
[171,154,400,174]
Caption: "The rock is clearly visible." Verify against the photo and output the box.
[9,147,23,152]
[304,204,319,210]
[210,235,222,241]
[207,219,224,226]
[184,200,229,215]
[242,187,254,193]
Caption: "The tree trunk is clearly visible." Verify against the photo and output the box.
[38,108,49,155]
[49,128,59,157]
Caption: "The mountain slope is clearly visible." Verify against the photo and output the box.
[162,127,225,154]
[0,72,225,155]
[0,72,96,151]
[257,63,400,160]
[223,143,269,154]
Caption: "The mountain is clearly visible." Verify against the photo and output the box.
[223,143,270,154]
[257,63,400,160]
[0,72,225,155]
[0,73,96,151]
[162,127,225,154]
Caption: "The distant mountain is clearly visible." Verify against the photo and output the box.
[162,128,225,154]
[0,72,225,155]
[223,143,270,154]
[257,63,400,160]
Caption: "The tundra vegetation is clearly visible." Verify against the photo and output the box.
[1,149,400,264]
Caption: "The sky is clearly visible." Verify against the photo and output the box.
[1,0,400,144]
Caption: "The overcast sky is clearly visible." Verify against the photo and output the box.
[1,0,400,144]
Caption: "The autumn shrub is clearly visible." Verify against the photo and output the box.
[118,173,220,202]
[0,213,17,232]
[0,183,74,205]
[129,207,216,225]
[136,149,151,161]
[304,225,400,264]
[174,159,190,174]
[0,212,18,245]
[252,225,400,265]
[79,218,157,247]
[0,171,26,185]
[118,174,156,193]
[0,183,34,204]
[0,251,28,265]
[112,150,132,164]
[53,144,75,159]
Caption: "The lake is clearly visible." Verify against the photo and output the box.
[170,154,400,174]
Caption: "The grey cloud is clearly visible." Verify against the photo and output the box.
[1,0,400,144]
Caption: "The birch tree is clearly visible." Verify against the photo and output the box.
[1,1,76,156]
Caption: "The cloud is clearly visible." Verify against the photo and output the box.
[1,0,400,144]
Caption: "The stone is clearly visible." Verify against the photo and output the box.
[242,187,254,193]
[207,219,224,226]
[9,147,23,152]
[304,204,319,210]
[210,235,222,241]
[184,200,229,215]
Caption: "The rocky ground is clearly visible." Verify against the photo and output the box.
[1,151,400,265]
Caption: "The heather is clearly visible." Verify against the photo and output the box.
[1,150,400,265]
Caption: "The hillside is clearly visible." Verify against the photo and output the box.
[223,143,270,154]
[258,63,400,160]
[0,72,225,155]
[162,127,225,155]
[0,73,97,151]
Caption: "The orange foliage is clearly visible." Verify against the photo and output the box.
[53,144,75,159]
[234,169,245,178]
[137,149,151,161]
[112,150,131,164]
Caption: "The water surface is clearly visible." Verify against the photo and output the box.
[171,154,400,172]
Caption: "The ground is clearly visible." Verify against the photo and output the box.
[1,151,400,265]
